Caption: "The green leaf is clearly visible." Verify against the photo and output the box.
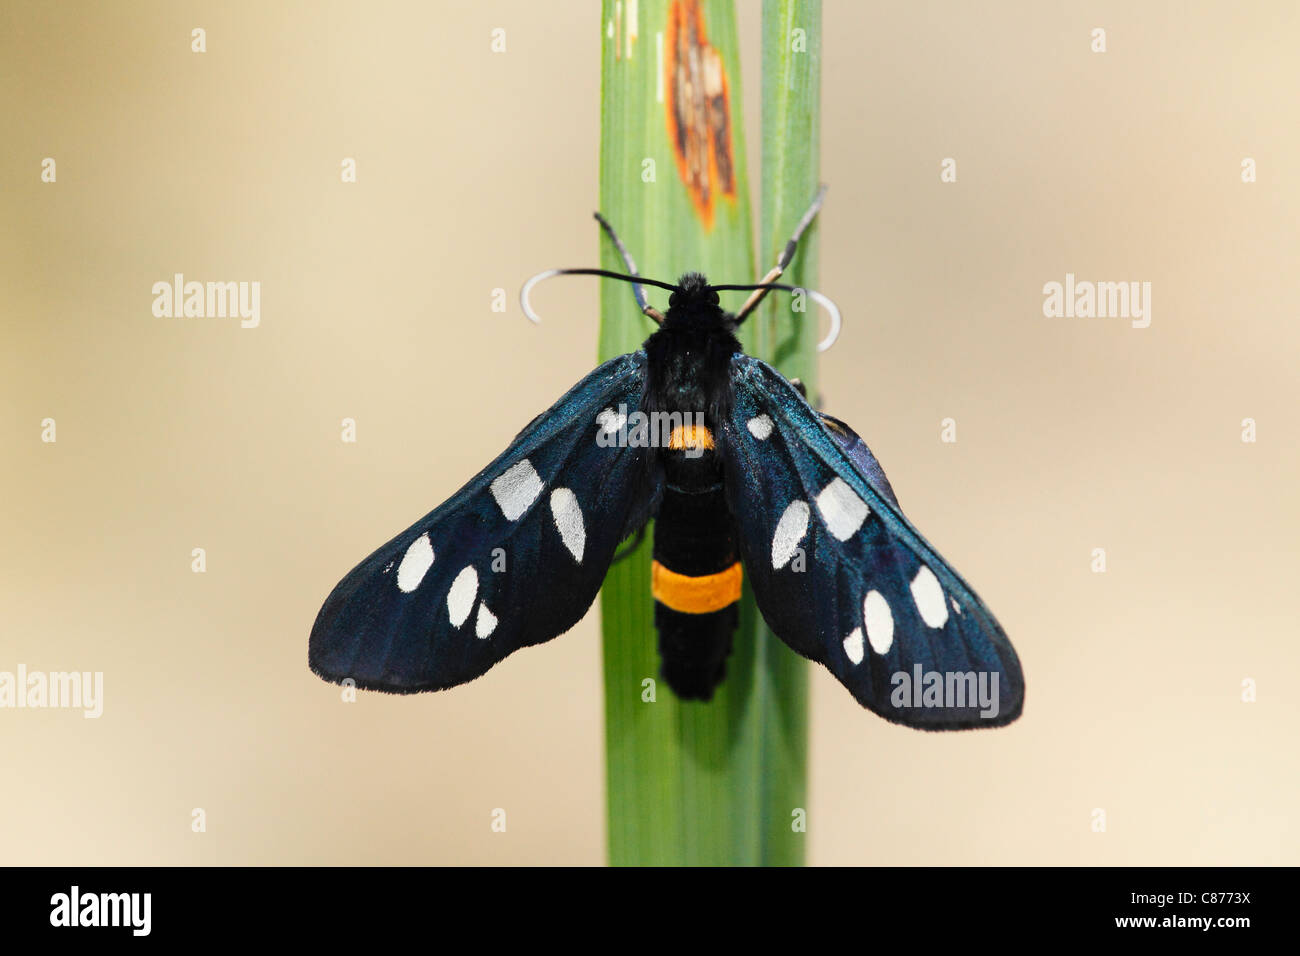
[598,0,821,866]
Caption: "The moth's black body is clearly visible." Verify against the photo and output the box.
[643,274,743,699]
[310,208,1025,730]
[652,489,738,699]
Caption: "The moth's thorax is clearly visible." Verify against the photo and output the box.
[642,322,741,438]
[639,274,741,487]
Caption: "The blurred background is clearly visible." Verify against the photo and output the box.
[2,0,1296,864]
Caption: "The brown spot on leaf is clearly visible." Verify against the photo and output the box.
[665,0,736,230]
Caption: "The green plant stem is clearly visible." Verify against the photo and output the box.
[598,0,820,866]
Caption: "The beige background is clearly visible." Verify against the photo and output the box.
[2,0,1297,865]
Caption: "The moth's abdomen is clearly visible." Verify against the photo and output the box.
[651,433,740,700]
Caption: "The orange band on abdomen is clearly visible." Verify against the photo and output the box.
[651,560,742,615]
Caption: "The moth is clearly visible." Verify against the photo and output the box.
[309,188,1024,729]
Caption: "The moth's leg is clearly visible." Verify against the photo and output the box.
[734,184,828,323]
[594,212,666,324]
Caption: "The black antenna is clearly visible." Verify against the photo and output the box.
[520,190,839,348]
[711,280,842,352]
[594,212,668,324]
[734,184,828,324]
[520,269,677,325]
[520,211,678,326]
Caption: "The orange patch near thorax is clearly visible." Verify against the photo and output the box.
[667,423,715,452]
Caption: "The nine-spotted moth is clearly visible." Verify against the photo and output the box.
[309,189,1024,729]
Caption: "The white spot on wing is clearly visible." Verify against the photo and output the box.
[842,628,865,665]
[911,565,949,628]
[491,459,543,521]
[447,566,479,628]
[396,533,434,593]
[747,414,773,440]
[951,595,962,615]
[815,477,869,541]
[771,500,810,569]
[863,590,894,654]
[550,487,585,562]
[475,603,498,639]
[596,407,626,434]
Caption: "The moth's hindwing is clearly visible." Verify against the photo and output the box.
[818,411,900,508]
[309,351,656,693]
[722,355,1024,729]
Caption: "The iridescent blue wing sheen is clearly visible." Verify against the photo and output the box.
[309,351,657,693]
[723,355,1024,729]
[818,412,900,508]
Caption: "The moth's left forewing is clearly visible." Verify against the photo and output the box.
[723,356,1024,730]
[309,352,656,694]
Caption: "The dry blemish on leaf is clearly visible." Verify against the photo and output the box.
[665,0,736,230]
